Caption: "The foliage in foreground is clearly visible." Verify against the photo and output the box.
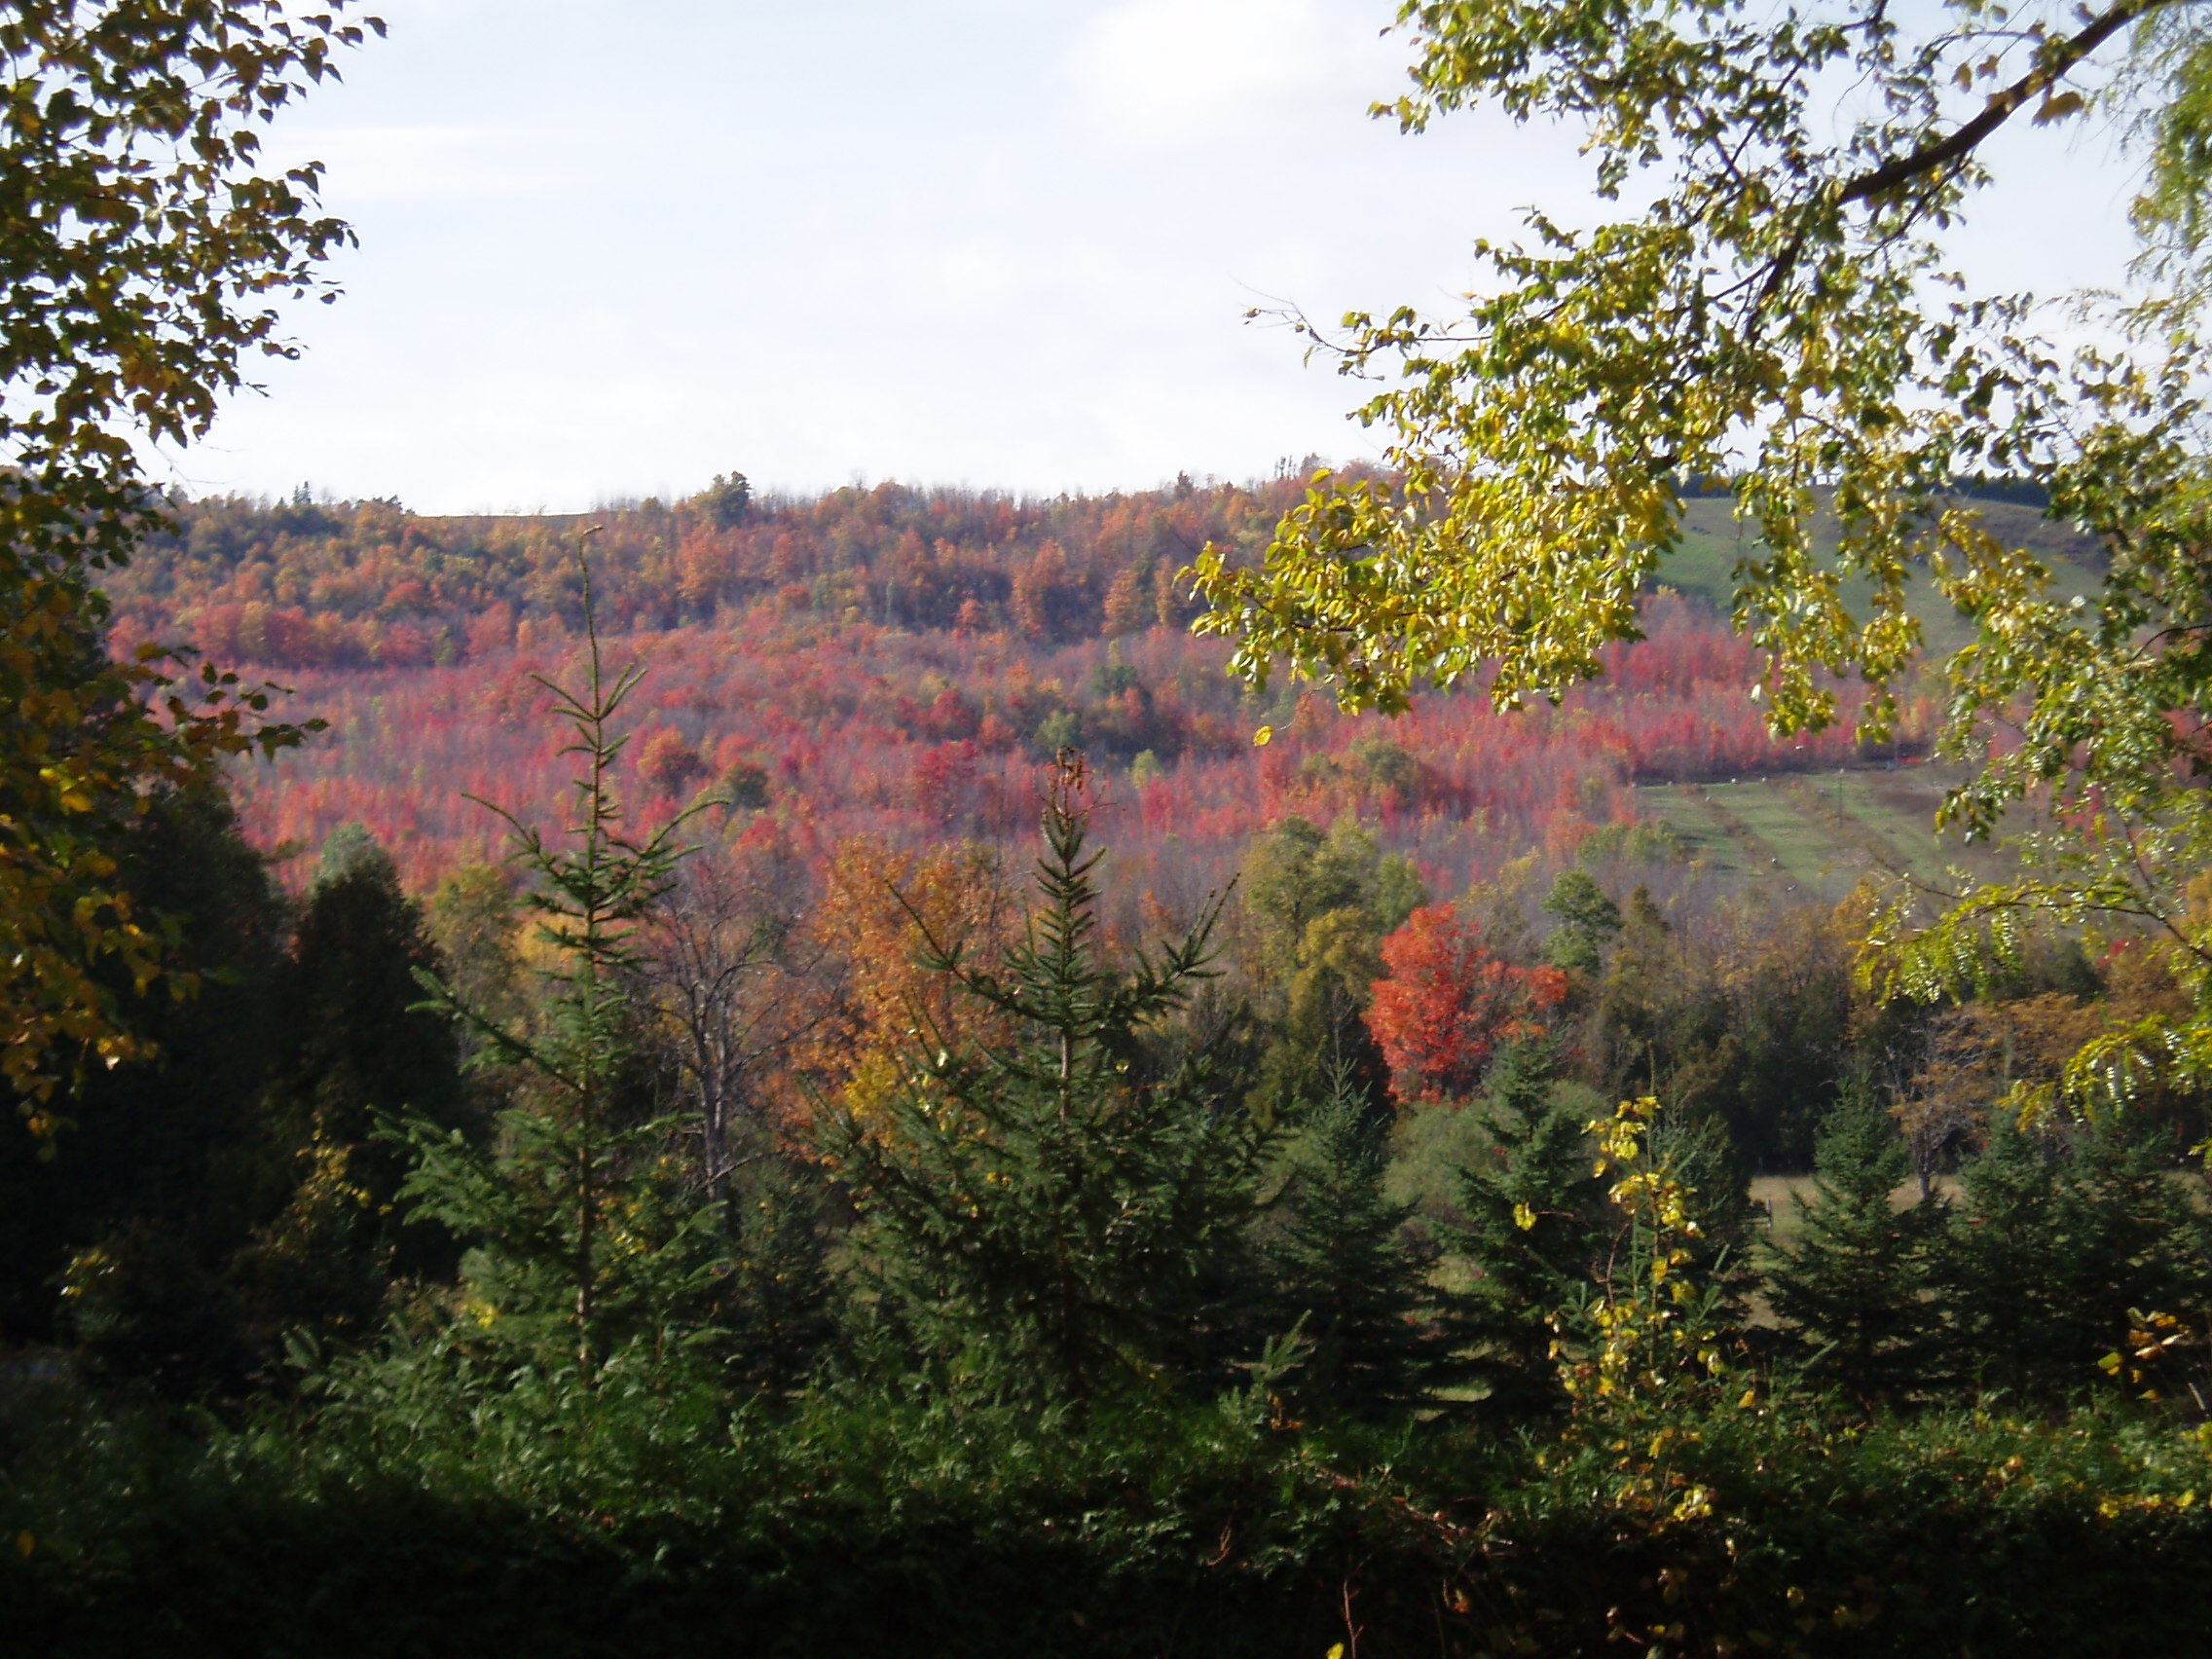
[2,1364,2209,1659]
[1194,0,2212,1122]
[11,1024,2210,1657]
[2,0,371,1116]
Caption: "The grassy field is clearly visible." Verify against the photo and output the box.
[1660,495,2104,660]
[1620,492,2098,900]
[1747,1174,1954,1244]
[1633,766,2019,903]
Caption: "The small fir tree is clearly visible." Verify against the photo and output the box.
[1642,1097,1759,1324]
[1264,1059,1458,1418]
[1764,1083,1943,1403]
[1447,1039,1609,1417]
[1944,1113,2211,1403]
[719,1152,838,1397]
[825,754,1267,1405]
[236,825,473,1348]
[397,542,719,1382]
[1940,1115,2069,1400]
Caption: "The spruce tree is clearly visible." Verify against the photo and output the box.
[396,543,719,1383]
[1944,1113,2210,1404]
[237,826,474,1347]
[1265,1060,1457,1419]
[826,754,1266,1405]
[1644,1097,1759,1325]
[720,1152,838,1397]
[1447,1039,1609,1417]
[29,796,287,1395]
[1764,1086,1942,1404]
[1940,1115,2067,1400]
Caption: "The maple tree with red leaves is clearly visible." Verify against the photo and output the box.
[1364,904,1567,1104]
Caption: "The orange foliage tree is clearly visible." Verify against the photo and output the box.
[785,836,1016,1123]
[1364,904,1567,1104]
[636,727,707,799]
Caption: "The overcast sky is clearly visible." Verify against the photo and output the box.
[166,0,2146,515]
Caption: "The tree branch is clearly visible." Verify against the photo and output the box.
[1839,0,2171,205]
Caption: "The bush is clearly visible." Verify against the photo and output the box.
[5,1374,2211,1658]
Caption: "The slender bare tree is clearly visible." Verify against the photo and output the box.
[640,846,819,1210]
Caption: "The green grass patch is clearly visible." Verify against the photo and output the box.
[1635,767,2020,899]
[1661,497,2104,663]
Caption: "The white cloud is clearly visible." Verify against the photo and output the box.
[163,0,2134,513]
[1069,0,1399,148]
[271,124,559,202]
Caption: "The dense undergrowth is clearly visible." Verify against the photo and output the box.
[4,1368,2208,1658]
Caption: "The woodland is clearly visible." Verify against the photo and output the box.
[9,3,2212,1656]
[6,484,2210,1656]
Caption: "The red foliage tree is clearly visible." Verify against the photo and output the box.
[1364,904,1567,1104]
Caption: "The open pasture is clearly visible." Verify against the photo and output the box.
[1635,765,2020,903]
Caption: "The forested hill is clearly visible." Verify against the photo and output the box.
[101,472,2089,902]
[106,473,1307,670]
[105,473,2104,675]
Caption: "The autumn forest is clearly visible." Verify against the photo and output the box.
[13,3,2212,1653]
[7,468,2210,1656]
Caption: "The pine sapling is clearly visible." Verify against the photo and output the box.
[1765,1086,1943,1404]
[1265,1058,1460,1418]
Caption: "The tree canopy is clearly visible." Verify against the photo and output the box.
[1193,1,2212,1110]
[1,2,373,1115]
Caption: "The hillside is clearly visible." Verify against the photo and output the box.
[1661,494,2105,659]
[107,477,2092,902]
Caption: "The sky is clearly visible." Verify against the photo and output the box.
[166,0,2147,515]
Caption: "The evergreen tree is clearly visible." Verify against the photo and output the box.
[23,795,288,1394]
[1541,869,1621,976]
[1447,1040,1609,1417]
[1944,1114,2210,1404]
[1940,1115,2068,1400]
[1764,1084,1942,1403]
[1644,1096,1759,1324]
[827,755,1267,1405]
[396,545,719,1382]
[1264,1061,1457,1419]
[719,1152,839,1397]
[234,825,473,1347]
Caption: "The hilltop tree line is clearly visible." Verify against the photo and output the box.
[98,474,1309,671]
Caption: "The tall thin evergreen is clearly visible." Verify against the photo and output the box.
[400,539,716,1382]
[720,1153,839,1396]
[1764,1084,1942,1403]
[1265,1058,1458,1418]
[827,754,1267,1404]
[1447,1039,1609,1417]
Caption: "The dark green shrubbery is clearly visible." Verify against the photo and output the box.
[5,1362,2210,1659]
